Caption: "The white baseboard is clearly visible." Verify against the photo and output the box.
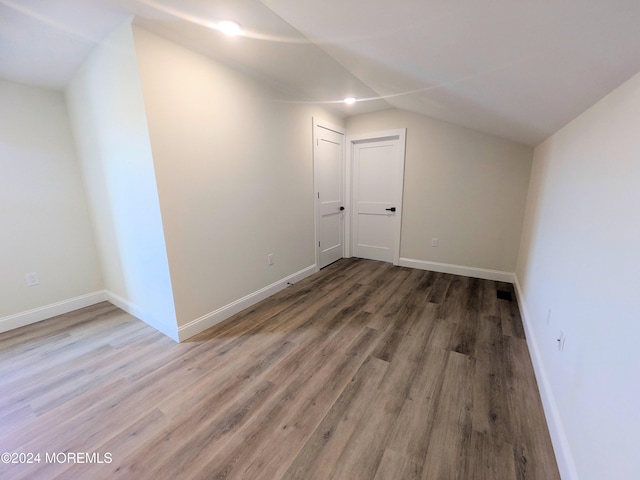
[0,291,107,334]
[513,276,579,480]
[105,291,180,342]
[399,257,515,283]
[177,265,316,341]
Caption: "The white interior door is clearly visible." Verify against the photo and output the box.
[314,119,345,269]
[348,130,406,264]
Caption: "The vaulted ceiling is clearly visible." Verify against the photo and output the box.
[2,0,639,146]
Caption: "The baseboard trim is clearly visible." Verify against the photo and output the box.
[513,276,579,480]
[399,257,515,283]
[105,291,179,342]
[177,265,316,342]
[0,291,108,334]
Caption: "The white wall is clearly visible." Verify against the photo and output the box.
[65,21,178,340]
[347,109,532,276]
[132,26,344,336]
[516,73,640,480]
[0,79,103,330]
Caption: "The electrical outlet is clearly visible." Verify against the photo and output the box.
[431,238,439,247]
[25,272,40,286]
[557,331,566,351]
[267,254,274,266]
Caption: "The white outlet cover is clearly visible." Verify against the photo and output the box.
[25,272,40,286]
[558,331,566,351]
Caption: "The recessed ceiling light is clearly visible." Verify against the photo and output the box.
[344,97,357,105]
[216,20,242,37]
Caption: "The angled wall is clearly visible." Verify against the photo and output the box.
[65,21,178,340]
[516,73,640,480]
[131,26,344,339]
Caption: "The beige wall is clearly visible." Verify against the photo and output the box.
[516,73,640,480]
[347,109,532,273]
[0,79,102,325]
[65,22,178,340]
[132,26,343,329]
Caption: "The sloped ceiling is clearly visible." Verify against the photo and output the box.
[1,0,639,146]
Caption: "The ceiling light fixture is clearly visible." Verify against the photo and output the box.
[215,20,242,37]
[344,97,357,105]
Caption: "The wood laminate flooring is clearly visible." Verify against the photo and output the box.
[0,258,560,479]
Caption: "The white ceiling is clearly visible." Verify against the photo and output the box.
[1,0,639,146]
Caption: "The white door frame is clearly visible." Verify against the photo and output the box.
[345,129,406,265]
[312,117,346,271]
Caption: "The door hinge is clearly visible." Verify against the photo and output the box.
[318,241,321,248]
[317,192,320,199]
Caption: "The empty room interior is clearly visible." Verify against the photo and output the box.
[1,1,638,479]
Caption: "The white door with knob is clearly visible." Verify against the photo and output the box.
[313,119,345,269]
[348,130,406,264]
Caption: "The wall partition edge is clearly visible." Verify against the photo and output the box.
[104,290,179,342]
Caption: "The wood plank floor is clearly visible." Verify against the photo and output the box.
[0,259,560,480]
